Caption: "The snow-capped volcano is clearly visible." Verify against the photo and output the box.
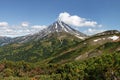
[48,20,75,32]
[47,20,87,39]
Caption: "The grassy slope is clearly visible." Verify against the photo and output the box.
[0,32,119,79]
[49,33,120,63]
[0,32,119,64]
[0,32,81,63]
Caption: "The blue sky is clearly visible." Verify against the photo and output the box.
[0,0,120,37]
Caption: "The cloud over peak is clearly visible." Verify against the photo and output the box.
[58,12,101,27]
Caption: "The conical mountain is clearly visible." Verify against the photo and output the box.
[47,20,87,39]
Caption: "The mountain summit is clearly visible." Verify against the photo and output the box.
[47,20,87,39]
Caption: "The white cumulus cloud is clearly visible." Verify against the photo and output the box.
[0,21,48,37]
[21,22,29,27]
[32,25,47,30]
[0,22,8,27]
[30,25,47,33]
[58,12,101,27]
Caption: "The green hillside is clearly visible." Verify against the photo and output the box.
[0,31,120,79]
[49,33,120,63]
[0,32,81,63]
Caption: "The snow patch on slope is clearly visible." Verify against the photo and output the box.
[108,36,119,41]
[93,38,101,42]
[75,35,85,40]
[55,23,58,32]
[58,21,68,32]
